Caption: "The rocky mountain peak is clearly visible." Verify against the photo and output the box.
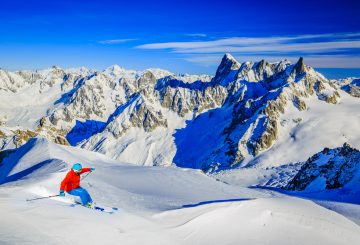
[257,59,268,70]
[51,65,61,70]
[213,53,241,83]
[293,57,307,75]
[223,53,238,63]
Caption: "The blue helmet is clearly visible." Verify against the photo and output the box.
[72,163,82,171]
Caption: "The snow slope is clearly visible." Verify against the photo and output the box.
[0,138,359,244]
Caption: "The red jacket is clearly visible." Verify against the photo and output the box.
[60,168,91,192]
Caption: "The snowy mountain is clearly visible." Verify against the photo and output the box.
[1,54,359,173]
[334,77,360,97]
[78,54,359,172]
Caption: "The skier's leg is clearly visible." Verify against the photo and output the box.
[69,188,91,205]
[68,188,80,198]
[77,187,92,205]
[68,188,82,204]
[81,188,93,204]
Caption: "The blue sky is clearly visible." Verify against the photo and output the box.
[0,0,360,78]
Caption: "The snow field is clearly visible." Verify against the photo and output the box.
[0,138,359,244]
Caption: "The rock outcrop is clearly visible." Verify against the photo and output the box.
[285,143,360,191]
[336,78,360,98]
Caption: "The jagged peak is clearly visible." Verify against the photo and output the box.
[221,53,240,68]
[277,59,291,67]
[51,65,62,70]
[255,59,270,70]
[213,53,241,83]
[293,57,307,74]
[224,53,237,61]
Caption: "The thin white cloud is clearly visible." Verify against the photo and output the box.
[135,33,360,54]
[183,55,222,66]
[98,39,136,44]
[137,37,292,49]
[171,40,360,54]
[136,32,360,68]
[184,54,360,68]
[298,55,360,68]
[185,33,207,37]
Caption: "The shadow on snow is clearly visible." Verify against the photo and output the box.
[0,159,65,185]
[181,198,253,208]
[252,186,360,205]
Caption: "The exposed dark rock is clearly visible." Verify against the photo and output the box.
[348,85,360,97]
[157,77,227,117]
[285,143,360,191]
[129,103,168,132]
[137,71,157,89]
[54,136,69,146]
[324,91,340,104]
[39,117,46,127]
[339,79,360,98]
[293,57,306,75]
[293,96,307,111]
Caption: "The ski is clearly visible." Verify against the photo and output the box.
[70,202,118,214]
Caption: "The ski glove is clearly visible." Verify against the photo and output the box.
[59,190,65,196]
[90,168,95,171]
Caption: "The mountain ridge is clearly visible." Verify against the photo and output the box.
[0,54,359,172]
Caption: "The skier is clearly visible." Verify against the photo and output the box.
[59,163,95,208]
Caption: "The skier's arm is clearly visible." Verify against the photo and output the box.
[80,168,91,174]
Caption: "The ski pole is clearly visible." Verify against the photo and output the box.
[81,171,92,181]
[26,195,60,202]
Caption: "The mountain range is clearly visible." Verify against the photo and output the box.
[1,54,359,180]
